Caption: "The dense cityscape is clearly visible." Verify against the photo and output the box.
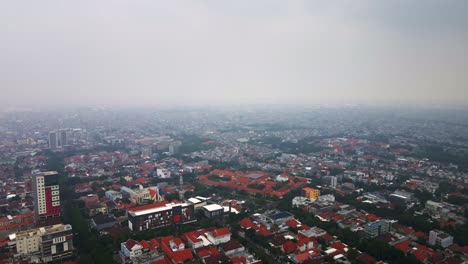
[0,107,466,264]
[1,1,467,263]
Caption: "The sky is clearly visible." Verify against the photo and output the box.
[0,1,467,111]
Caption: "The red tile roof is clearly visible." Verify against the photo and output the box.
[125,239,139,250]
[282,240,297,254]
[171,249,193,263]
[394,240,411,253]
[412,250,428,261]
[213,227,231,237]
[285,218,302,228]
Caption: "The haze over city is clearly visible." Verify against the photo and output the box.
[2,2,468,263]
[1,1,467,111]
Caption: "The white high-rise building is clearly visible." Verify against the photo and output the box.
[32,171,61,226]
[330,176,337,188]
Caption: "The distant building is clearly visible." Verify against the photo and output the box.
[429,229,453,248]
[156,168,171,178]
[389,190,413,206]
[127,201,195,232]
[121,186,163,205]
[169,141,182,154]
[302,187,320,200]
[48,131,58,150]
[292,197,315,208]
[365,219,392,238]
[317,194,335,202]
[141,147,152,158]
[425,200,442,213]
[59,129,67,147]
[105,190,123,201]
[15,224,74,263]
[330,176,337,188]
[32,171,61,226]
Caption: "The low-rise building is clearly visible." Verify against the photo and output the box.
[120,239,143,264]
[105,190,123,201]
[121,186,164,205]
[365,219,392,238]
[202,204,224,218]
[205,227,231,245]
[127,201,195,232]
[428,229,453,248]
[15,224,74,263]
[91,215,119,231]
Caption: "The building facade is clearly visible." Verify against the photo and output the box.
[15,224,74,263]
[429,229,454,248]
[330,176,337,188]
[202,204,224,218]
[121,186,163,205]
[48,132,58,150]
[365,219,392,238]
[32,171,61,227]
[59,129,67,147]
[127,202,195,232]
[302,187,320,200]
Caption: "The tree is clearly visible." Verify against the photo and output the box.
[165,193,179,201]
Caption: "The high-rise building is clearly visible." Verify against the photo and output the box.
[48,131,59,150]
[330,176,337,188]
[15,224,74,263]
[32,171,62,226]
[59,129,67,147]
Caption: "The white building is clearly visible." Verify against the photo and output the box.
[156,168,171,178]
[15,224,74,263]
[318,194,335,202]
[205,227,231,245]
[330,176,337,188]
[120,239,143,263]
[428,230,453,248]
[292,197,315,207]
[120,186,163,205]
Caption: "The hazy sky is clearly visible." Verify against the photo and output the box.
[1,1,467,110]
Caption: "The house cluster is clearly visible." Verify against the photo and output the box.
[238,211,361,264]
[120,227,261,264]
